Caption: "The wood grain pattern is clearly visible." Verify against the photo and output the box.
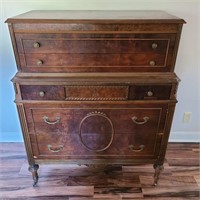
[0,143,199,199]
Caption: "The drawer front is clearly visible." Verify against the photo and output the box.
[20,85,65,100]
[130,85,172,100]
[16,33,176,72]
[19,37,169,54]
[22,53,166,67]
[25,103,167,159]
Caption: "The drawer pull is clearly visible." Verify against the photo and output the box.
[129,144,144,152]
[39,91,45,97]
[152,43,158,49]
[132,116,149,125]
[47,144,63,153]
[43,116,60,125]
[33,42,40,48]
[147,91,154,97]
[149,60,156,66]
[37,60,43,66]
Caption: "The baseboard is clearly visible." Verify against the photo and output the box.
[169,131,200,143]
[0,131,199,143]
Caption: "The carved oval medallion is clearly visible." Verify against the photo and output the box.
[79,111,114,152]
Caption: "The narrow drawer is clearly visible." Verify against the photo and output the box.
[20,85,65,100]
[130,85,172,100]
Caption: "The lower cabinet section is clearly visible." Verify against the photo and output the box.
[13,71,179,187]
[19,102,172,160]
[17,101,176,186]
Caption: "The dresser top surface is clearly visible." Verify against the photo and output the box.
[6,10,185,23]
[13,72,180,84]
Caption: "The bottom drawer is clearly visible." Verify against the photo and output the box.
[24,102,169,160]
[31,132,158,159]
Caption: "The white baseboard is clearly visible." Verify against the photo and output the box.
[169,131,200,143]
[0,131,199,143]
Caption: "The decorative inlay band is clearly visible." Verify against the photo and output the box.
[65,85,129,101]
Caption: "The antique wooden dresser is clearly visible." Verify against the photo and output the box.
[6,10,185,186]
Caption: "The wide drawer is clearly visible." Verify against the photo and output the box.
[31,132,159,158]
[17,35,169,54]
[29,107,164,134]
[15,33,176,72]
[21,53,166,67]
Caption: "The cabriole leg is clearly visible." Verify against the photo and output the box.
[28,164,39,187]
[153,164,164,186]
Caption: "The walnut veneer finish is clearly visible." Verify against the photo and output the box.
[6,10,185,187]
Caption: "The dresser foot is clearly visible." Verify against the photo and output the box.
[28,164,39,187]
[153,164,164,186]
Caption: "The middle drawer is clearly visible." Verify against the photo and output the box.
[20,84,172,101]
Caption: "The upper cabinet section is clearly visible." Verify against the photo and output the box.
[6,10,185,73]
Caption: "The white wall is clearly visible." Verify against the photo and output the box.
[0,0,199,142]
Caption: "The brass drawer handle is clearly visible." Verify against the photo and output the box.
[39,91,45,97]
[33,42,40,48]
[132,116,149,125]
[129,144,144,152]
[152,43,158,49]
[47,144,63,153]
[149,60,156,66]
[43,116,60,125]
[37,60,43,66]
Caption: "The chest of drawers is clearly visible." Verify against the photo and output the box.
[6,10,185,186]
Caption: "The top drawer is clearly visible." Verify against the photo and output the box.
[15,33,176,73]
[6,10,185,73]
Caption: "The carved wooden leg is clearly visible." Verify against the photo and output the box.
[28,164,39,187]
[153,164,164,186]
